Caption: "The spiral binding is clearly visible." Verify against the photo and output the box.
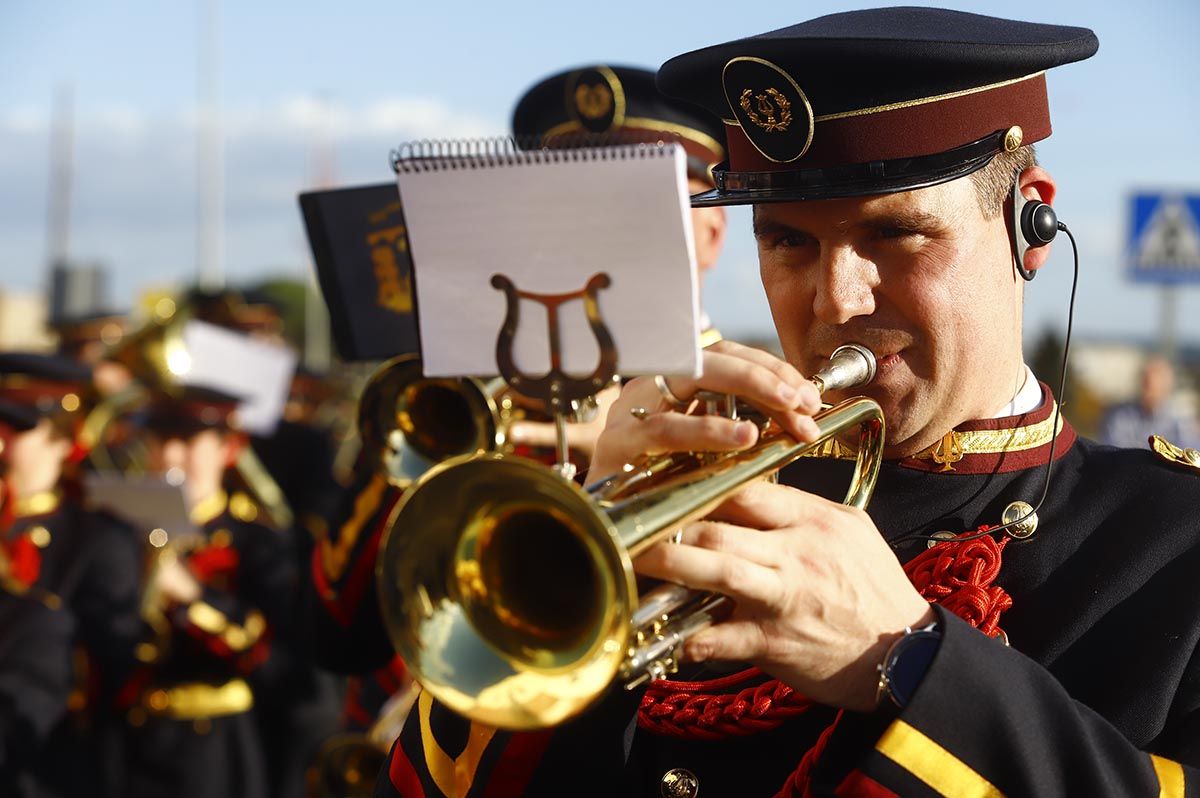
[390,132,686,174]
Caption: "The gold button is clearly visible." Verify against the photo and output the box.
[660,768,700,798]
[210,529,232,548]
[28,527,51,548]
[1002,501,1038,540]
[1184,448,1200,467]
[1003,125,1024,153]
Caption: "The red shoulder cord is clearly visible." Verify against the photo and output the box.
[637,527,1011,740]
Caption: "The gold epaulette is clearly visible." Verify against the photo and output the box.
[1150,435,1200,473]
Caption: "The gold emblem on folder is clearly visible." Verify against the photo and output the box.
[740,87,793,133]
[575,83,614,120]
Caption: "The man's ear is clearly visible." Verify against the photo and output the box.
[1014,165,1058,276]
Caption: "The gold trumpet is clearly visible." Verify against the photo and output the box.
[375,344,883,730]
[356,354,513,488]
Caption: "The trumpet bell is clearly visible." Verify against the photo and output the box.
[358,355,507,486]
[377,454,636,729]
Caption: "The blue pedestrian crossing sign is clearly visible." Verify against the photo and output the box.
[1128,193,1200,283]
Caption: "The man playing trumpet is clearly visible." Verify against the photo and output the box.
[389,8,1200,797]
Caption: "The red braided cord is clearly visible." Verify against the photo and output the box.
[772,712,841,798]
[637,526,1013,740]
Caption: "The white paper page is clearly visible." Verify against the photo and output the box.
[84,472,196,540]
[181,320,298,436]
[397,143,701,378]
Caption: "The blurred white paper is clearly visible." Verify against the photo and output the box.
[181,320,297,436]
[84,472,196,540]
[397,143,701,378]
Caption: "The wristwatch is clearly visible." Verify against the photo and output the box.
[875,622,942,709]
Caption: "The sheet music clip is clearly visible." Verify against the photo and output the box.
[491,272,617,480]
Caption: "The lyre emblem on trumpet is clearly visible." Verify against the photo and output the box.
[490,272,617,413]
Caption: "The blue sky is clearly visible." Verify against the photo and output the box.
[2,0,1199,345]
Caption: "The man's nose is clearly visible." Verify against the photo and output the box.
[812,246,876,326]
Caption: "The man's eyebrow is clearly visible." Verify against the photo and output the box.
[856,209,944,232]
[752,212,805,239]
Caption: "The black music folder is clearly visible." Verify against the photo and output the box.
[299,183,420,361]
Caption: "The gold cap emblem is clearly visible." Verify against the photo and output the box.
[739,87,793,133]
[565,66,625,135]
[723,57,814,163]
[575,83,613,120]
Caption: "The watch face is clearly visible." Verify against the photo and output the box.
[887,630,942,708]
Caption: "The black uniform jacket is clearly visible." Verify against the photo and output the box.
[383,388,1200,797]
[1,493,142,706]
[0,587,75,796]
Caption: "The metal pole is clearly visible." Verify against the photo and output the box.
[45,83,74,273]
[196,0,224,289]
[1160,286,1178,362]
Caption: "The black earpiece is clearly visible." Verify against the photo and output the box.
[1011,178,1058,281]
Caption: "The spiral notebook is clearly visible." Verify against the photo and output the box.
[393,139,701,379]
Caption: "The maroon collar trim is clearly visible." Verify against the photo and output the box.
[898,382,1076,475]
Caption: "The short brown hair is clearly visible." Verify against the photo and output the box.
[969,145,1038,218]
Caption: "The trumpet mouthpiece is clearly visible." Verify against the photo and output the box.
[811,344,877,394]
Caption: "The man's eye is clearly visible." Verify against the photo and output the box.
[877,227,920,240]
[770,232,814,248]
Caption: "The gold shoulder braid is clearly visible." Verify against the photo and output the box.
[1150,435,1200,472]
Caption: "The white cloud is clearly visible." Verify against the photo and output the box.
[0,93,504,301]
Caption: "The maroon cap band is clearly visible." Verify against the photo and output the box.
[726,73,1050,173]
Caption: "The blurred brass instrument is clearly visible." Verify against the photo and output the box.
[356,353,603,487]
[79,297,293,529]
[356,354,513,488]
[376,344,883,730]
[305,683,418,798]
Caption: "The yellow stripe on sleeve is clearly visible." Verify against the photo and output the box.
[417,690,498,797]
[876,719,1005,798]
[1152,754,1185,798]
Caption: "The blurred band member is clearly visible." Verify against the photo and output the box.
[0,353,142,797]
[112,386,295,798]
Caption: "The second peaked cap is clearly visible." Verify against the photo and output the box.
[512,64,726,181]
